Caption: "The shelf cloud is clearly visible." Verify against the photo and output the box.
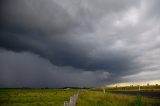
[0,0,160,87]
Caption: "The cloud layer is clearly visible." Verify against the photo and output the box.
[0,49,111,88]
[0,0,160,87]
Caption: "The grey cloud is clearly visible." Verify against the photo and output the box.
[145,0,160,18]
[0,0,76,34]
[0,0,142,34]
[0,29,138,76]
[0,0,160,87]
[121,70,160,83]
[0,49,111,88]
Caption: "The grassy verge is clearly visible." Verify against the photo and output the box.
[77,90,160,106]
[91,85,160,91]
[0,89,76,106]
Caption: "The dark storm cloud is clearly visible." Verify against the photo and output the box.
[0,0,160,87]
[0,49,111,88]
[0,29,137,75]
[0,0,139,74]
[0,0,77,34]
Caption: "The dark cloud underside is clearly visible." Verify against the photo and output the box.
[0,0,160,87]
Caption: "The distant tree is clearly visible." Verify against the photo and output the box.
[147,83,150,86]
[156,84,158,86]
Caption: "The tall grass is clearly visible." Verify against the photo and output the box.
[134,95,143,106]
[77,90,160,106]
[0,89,76,106]
[105,85,160,91]
[1,89,159,106]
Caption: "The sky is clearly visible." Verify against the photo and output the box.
[108,80,160,87]
[0,0,160,88]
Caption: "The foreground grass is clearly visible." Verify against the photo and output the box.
[77,90,160,106]
[0,89,76,106]
[1,89,159,106]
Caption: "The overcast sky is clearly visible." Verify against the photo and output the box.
[0,0,160,88]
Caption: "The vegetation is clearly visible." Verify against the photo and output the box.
[92,85,160,91]
[0,89,76,106]
[77,90,160,106]
[0,88,160,106]
[107,85,160,91]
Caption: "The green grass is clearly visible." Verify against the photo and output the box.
[105,85,160,91]
[1,89,160,106]
[91,85,160,92]
[77,90,160,106]
[0,89,76,106]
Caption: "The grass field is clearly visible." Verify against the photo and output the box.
[105,85,160,91]
[91,85,160,91]
[0,89,76,106]
[77,90,160,106]
[0,89,160,106]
